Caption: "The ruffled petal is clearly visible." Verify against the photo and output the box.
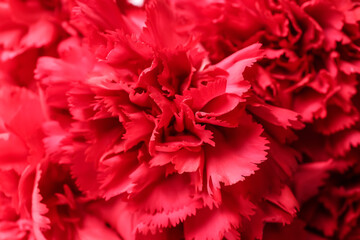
[98,146,139,200]
[313,106,359,135]
[122,112,155,151]
[31,165,50,240]
[206,111,268,193]
[216,43,262,95]
[142,0,187,49]
[150,149,203,174]
[328,129,360,157]
[131,174,203,234]
[195,93,245,128]
[184,192,255,240]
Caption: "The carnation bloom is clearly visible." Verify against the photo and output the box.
[248,0,360,135]
[186,0,360,238]
[177,0,360,132]
[34,0,304,239]
[270,85,360,239]
[139,0,360,238]
[297,161,360,239]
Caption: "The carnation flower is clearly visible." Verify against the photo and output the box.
[249,0,360,135]
[160,0,360,238]
[297,162,360,239]
[33,0,304,239]
[271,87,360,239]
[178,0,360,132]
[199,0,360,237]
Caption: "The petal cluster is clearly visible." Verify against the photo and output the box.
[0,0,360,240]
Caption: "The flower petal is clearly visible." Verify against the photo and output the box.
[206,111,268,193]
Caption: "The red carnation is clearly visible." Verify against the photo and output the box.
[34,0,304,238]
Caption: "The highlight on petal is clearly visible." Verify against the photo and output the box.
[150,149,203,174]
[195,93,245,128]
[184,78,227,111]
[265,186,299,218]
[216,43,262,95]
[122,112,155,151]
[248,102,304,130]
[0,121,28,172]
[31,165,50,240]
[0,86,46,165]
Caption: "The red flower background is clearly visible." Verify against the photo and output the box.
[0,0,359,239]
